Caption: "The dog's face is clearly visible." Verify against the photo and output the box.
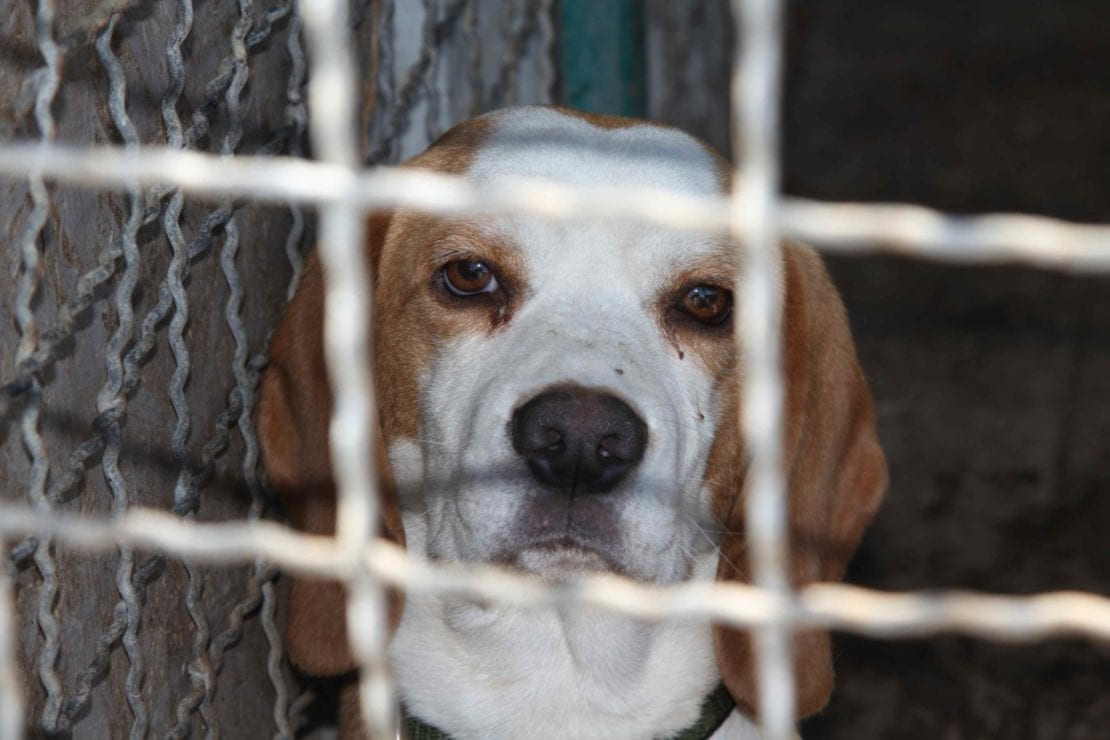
[377,109,735,584]
[259,106,887,719]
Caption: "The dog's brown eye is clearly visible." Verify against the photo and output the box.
[681,285,732,324]
[443,259,498,296]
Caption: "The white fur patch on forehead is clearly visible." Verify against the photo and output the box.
[468,107,723,196]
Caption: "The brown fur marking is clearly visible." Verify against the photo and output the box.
[705,243,888,719]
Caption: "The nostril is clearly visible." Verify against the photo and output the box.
[597,432,644,463]
[542,428,563,451]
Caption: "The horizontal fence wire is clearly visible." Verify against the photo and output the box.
[0,142,1109,276]
[1,0,1110,737]
[1,502,1110,641]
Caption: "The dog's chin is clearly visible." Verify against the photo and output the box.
[509,542,624,581]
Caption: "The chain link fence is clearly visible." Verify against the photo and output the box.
[1,0,1109,738]
[0,0,551,736]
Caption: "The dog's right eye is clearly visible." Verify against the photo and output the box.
[443,260,499,296]
[680,284,732,325]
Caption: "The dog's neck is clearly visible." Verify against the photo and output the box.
[391,511,752,739]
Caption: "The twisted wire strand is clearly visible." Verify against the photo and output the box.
[16,0,65,733]
[270,3,313,733]
[56,0,191,728]
[172,2,257,734]
[0,1,296,416]
[464,0,483,116]
[63,377,249,725]
[93,15,148,739]
[55,85,282,716]
[488,0,544,107]
[536,0,557,104]
[159,4,199,737]
[285,685,316,737]
[491,0,518,106]
[2,128,297,565]
[366,0,468,164]
[422,0,444,143]
[261,579,291,740]
[282,5,308,301]
[370,0,397,162]
[6,0,297,571]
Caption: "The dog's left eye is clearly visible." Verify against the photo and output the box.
[681,284,732,324]
[443,259,499,296]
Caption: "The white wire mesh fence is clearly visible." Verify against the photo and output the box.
[0,0,1108,738]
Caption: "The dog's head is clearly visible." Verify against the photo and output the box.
[258,106,886,718]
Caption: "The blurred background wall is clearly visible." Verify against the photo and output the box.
[645,2,1110,737]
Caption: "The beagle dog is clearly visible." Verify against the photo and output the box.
[258,106,887,739]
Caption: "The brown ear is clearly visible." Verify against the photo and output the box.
[258,238,406,677]
[710,244,888,718]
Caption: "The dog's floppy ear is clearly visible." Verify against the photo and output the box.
[709,244,888,718]
[258,221,405,676]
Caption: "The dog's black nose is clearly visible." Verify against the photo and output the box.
[511,387,648,494]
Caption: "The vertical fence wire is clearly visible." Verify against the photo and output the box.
[422,0,444,142]
[51,2,310,719]
[272,7,312,736]
[217,2,295,735]
[537,0,558,105]
[93,14,150,739]
[275,11,310,729]
[162,0,204,735]
[187,1,257,734]
[299,0,393,736]
[367,0,470,165]
[283,4,309,300]
[730,0,795,737]
[17,0,64,733]
[464,0,483,115]
[373,0,398,163]
[0,550,19,740]
[491,0,544,107]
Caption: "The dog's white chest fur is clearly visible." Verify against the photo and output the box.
[390,512,746,739]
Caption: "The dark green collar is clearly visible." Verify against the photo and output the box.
[400,683,735,740]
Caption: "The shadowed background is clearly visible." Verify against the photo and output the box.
[646,1,1110,737]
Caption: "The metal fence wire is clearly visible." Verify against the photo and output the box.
[0,0,1109,739]
[0,0,552,736]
